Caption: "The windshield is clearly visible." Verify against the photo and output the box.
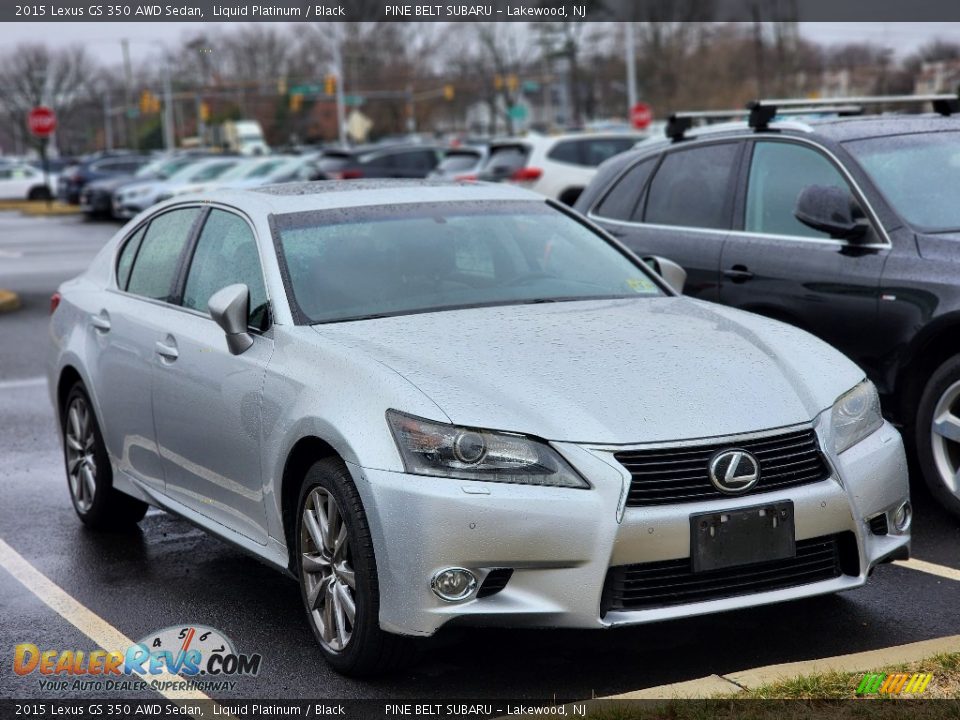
[273,200,663,324]
[189,161,237,182]
[845,131,960,231]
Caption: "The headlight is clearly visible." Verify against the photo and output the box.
[386,410,588,488]
[831,381,883,454]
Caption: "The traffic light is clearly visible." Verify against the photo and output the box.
[493,74,503,90]
[507,74,519,92]
[324,74,336,96]
[289,93,304,112]
[443,84,455,101]
[139,90,161,114]
[199,102,210,122]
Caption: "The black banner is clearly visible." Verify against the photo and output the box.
[3,699,960,720]
[7,0,960,23]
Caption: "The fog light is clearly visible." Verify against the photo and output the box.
[431,567,477,602]
[894,501,912,532]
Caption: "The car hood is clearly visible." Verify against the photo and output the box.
[312,297,863,444]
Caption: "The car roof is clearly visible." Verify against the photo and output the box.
[166,179,544,216]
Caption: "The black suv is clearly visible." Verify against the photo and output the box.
[575,97,960,517]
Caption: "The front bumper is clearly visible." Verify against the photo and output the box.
[350,421,909,637]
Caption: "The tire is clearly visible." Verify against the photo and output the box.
[295,457,413,676]
[27,185,52,201]
[62,383,148,529]
[916,355,960,517]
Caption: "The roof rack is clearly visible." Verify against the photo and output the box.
[666,93,960,141]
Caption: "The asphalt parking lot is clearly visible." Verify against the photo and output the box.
[1,211,959,701]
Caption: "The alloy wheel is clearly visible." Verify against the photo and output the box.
[65,396,97,513]
[931,379,960,499]
[301,487,357,652]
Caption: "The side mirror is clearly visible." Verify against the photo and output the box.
[208,284,254,355]
[794,185,867,240]
[643,255,687,294]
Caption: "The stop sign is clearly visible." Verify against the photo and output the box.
[27,106,57,137]
[630,102,653,130]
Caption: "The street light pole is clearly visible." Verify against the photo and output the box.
[625,22,638,114]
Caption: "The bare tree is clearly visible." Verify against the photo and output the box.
[0,43,99,155]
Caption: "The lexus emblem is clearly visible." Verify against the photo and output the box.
[709,449,760,494]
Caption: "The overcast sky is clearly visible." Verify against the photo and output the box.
[0,22,959,66]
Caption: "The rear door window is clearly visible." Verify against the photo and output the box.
[126,208,201,302]
[116,225,147,290]
[643,143,740,230]
[593,158,657,221]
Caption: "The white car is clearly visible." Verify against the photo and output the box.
[113,158,241,218]
[479,132,643,205]
[0,163,57,200]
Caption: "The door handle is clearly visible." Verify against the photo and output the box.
[90,312,111,333]
[155,340,179,361]
[723,265,755,283]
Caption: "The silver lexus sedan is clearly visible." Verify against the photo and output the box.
[48,180,911,676]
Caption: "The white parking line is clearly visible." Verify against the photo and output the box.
[0,376,46,390]
[0,538,212,706]
[894,557,960,582]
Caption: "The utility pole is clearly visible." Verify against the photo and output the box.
[103,89,113,151]
[332,31,347,146]
[625,22,638,114]
[162,61,175,150]
[121,39,137,150]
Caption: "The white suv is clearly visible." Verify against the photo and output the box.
[479,132,642,205]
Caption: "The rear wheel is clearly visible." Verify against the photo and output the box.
[296,457,412,676]
[62,383,148,528]
[916,355,960,517]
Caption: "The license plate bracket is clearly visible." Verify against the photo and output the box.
[690,501,795,573]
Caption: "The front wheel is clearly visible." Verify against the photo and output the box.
[296,458,412,676]
[62,383,148,528]
[916,355,960,517]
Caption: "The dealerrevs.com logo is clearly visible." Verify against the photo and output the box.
[13,625,262,693]
[856,672,933,696]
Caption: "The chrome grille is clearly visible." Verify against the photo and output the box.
[615,428,830,507]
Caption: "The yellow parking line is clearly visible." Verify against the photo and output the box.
[894,557,960,582]
[0,537,211,704]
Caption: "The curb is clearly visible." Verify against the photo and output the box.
[0,289,20,313]
[606,634,960,699]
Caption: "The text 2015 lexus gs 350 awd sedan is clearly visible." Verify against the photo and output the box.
[48,180,910,676]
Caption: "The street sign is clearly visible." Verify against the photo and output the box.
[508,104,528,121]
[27,106,56,137]
[630,102,653,130]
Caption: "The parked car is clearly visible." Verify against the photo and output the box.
[312,145,443,180]
[49,179,908,676]
[59,153,149,204]
[479,132,641,205]
[173,156,295,194]
[426,145,488,181]
[0,162,57,200]
[575,98,960,516]
[81,155,208,219]
[112,158,241,218]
